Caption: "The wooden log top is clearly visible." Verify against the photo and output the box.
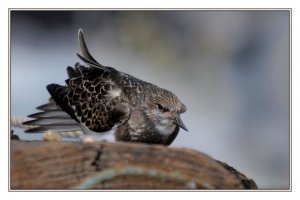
[10,140,257,190]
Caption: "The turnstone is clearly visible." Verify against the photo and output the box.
[24,29,188,145]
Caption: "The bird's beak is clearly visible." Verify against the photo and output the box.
[174,114,189,132]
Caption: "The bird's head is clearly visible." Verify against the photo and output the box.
[145,88,188,135]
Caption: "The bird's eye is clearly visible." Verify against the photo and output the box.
[156,104,168,112]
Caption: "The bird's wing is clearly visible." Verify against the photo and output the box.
[25,63,131,133]
[24,28,131,134]
[51,63,131,133]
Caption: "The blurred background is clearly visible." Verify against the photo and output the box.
[10,10,290,189]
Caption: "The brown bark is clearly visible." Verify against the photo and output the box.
[10,140,257,190]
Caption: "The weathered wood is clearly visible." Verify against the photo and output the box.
[10,140,257,190]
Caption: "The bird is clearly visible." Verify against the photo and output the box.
[23,28,188,145]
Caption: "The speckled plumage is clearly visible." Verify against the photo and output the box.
[24,29,188,145]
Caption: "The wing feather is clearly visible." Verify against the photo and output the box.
[25,124,80,133]
[78,28,102,66]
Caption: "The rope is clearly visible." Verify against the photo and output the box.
[73,167,201,189]
[10,116,37,130]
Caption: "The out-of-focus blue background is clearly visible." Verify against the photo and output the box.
[10,10,290,189]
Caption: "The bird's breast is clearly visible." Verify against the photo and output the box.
[155,124,177,136]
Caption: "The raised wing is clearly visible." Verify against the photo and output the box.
[49,63,130,132]
[24,29,131,133]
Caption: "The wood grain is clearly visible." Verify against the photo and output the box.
[10,140,257,190]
